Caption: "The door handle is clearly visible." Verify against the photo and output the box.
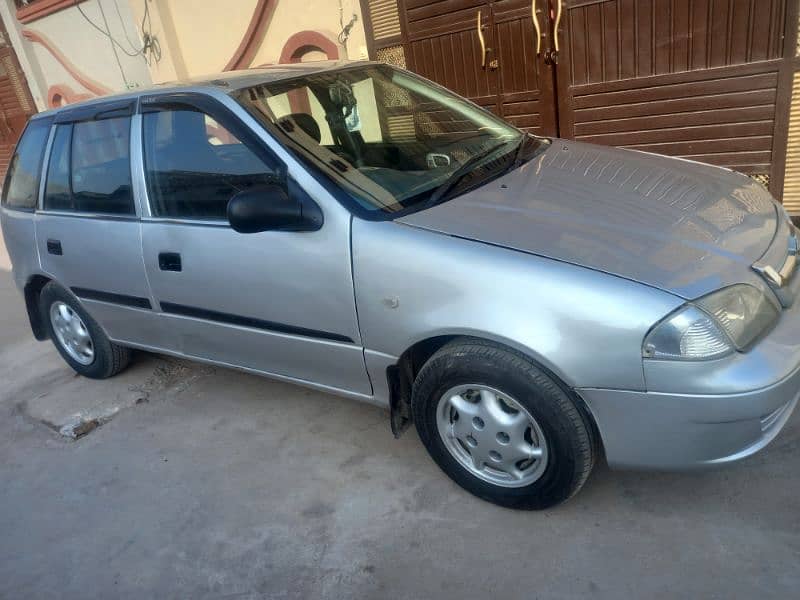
[531,0,542,55]
[477,10,486,68]
[553,0,563,53]
[158,252,182,272]
[47,239,62,255]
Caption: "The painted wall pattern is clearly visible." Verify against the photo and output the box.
[1,0,368,110]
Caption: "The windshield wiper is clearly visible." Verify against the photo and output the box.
[418,140,512,211]
[511,134,531,168]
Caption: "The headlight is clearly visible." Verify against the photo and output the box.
[643,284,779,360]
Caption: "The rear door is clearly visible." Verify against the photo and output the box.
[35,100,158,346]
[136,92,370,395]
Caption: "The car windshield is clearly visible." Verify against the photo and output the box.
[236,64,548,215]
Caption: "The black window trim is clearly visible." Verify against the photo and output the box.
[1,115,55,213]
[40,102,138,219]
[53,98,136,125]
[137,91,288,226]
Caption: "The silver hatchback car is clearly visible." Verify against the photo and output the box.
[2,61,798,509]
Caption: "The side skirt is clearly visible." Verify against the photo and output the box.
[111,338,389,409]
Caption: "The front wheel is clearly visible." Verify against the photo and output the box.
[412,338,596,510]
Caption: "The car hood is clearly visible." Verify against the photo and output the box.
[398,140,778,299]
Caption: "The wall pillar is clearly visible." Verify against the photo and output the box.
[0,0,49,111]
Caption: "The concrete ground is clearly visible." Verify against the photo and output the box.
[1,232,799,600]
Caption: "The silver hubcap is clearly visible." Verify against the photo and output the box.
[436,385,548,488]
[49,301,94,365]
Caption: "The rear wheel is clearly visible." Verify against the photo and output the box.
[40,282,132,379]
[412,338,596,510]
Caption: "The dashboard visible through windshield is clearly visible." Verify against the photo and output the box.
[236,64,549,216]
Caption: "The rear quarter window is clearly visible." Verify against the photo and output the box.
[1,118,53,210]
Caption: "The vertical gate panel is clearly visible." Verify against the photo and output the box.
[557,0,790,188]
[774,2,800,212]
[404,0,498,110]
[492,0,558,135]
[782,71,800,213]
[364,0,558,129]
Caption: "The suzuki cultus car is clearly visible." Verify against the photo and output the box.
[2,62,797,509]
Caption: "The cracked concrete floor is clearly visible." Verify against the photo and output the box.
[1,237,799,599]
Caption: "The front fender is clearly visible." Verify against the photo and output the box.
[352,219,683,392]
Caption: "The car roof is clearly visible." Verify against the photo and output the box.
[32,60,377,120]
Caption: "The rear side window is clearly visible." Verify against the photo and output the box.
[142,108,280,220]
[43,116,134,215]
[1,118,52,210]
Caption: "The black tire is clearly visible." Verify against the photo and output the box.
[40,282,132,379]
[412,337,596,510]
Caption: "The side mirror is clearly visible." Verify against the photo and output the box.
[227,183,320,234]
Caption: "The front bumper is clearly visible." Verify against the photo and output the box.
[579,367,799,469]
[578,265,800,470]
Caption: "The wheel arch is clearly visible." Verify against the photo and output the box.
[386,331,602,450]
[395,329,574,388]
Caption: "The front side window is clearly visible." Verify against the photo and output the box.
[142,108,280,220]
[2,118,52,210]
[237,64,548,216]
[43,116,134,215]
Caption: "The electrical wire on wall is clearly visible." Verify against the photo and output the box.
[113,0,161,66]
[72,0,161,89]
[338,0,358,47]
[137,0,161,66]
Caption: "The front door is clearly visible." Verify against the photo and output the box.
[136,93,371,396]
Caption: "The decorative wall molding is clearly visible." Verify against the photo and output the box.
[16,0,88,25]
[46,82,91,108]
[21,28,111,96]
[224,0,277,71]
[279,30,339,63]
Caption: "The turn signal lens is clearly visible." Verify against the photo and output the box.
[643,306,733,360]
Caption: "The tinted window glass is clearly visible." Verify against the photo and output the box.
[44,124,73,211]
[2,118,52,209]
[71,117,134,214]
[143,109,279,220]
[43,117,133,215]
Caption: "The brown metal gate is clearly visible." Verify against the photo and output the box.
[361,0,798,199]
[395,0,559,135]
[557,0,795,199]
